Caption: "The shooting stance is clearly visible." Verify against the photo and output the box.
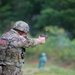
[0,21,45,75]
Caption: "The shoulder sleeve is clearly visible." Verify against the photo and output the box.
[23,38,40,47]
[11,36,40,47]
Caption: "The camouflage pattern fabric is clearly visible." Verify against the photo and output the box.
[0,29,40,66]
[2,29,39,47]
[2,65,22,75]
[13,21,29,33]
[0,29,40,75]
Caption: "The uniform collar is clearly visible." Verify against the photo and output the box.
[10,29,19,35]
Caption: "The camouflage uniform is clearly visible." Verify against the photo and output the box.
[0,21,41,75]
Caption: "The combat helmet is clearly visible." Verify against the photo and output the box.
[13,21,29,33]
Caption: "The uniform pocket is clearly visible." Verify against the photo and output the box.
[0,46,6,61]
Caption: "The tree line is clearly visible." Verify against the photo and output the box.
[0,0,75,38]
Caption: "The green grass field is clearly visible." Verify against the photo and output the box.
[22,62,75,75]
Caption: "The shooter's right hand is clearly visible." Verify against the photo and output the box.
[38,36,45,44]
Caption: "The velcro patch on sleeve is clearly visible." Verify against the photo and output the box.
[0,39,6,45]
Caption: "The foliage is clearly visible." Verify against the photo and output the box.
[26,26,75,64]
[0,0,75,37]
[0,0,75,64]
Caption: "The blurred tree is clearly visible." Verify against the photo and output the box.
[0,0,75,38]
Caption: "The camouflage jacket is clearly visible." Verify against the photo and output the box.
[2,29,40,47]
[0,29,40,67]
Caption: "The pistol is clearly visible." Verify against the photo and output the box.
[40,34,48,39]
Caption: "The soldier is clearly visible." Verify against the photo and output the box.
[0,21,45,75]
